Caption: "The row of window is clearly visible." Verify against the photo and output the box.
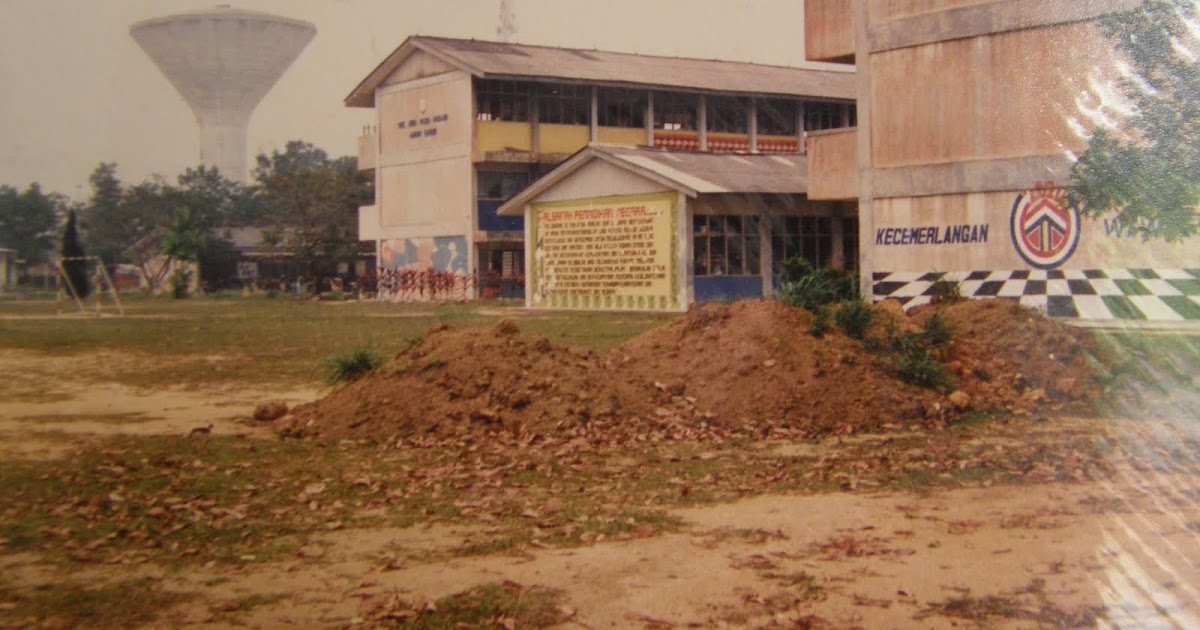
[693,214,858,277]
[475,79,855,136]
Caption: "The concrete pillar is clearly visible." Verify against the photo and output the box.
[697,94,707,151]
[645,91,655,146]
[749,97,759,153]
[590,85,598,143]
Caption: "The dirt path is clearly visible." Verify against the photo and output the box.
[0,349,319,458]
[2,350,1199,628]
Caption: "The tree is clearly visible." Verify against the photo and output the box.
[1070,0,1200,242]
[0,183,60,266]
[252,141,371,275]
[61,210,90,298]
[80,162,130,263]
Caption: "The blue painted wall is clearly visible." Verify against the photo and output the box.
[478,200,524,232]
[694,276,763,302]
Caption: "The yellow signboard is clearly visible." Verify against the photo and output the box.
[530,192,678,310]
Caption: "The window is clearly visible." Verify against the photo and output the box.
[654,91,697,131]
[803,101,856,132]
[757,98,798,136]
[841,215,859,270]
[476,79,530,122]
[772,216,830,271]
[693,215,761,276]
[597,88,646,128]
[537,83,589,125]
[706,96,748,133]
[477,169,530,201]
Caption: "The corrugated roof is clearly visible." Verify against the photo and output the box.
[498,144,808,215]
[346,36,855,107]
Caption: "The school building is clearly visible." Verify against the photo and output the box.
[348,1,1200,321]
[804,0,1200,321]
[347,35,856,305]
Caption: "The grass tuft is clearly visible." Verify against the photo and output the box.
[325,347,384,384]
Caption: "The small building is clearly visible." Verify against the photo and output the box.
[497,144,855,310]
[345,36,857,302]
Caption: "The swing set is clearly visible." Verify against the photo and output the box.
[55,256,124,317]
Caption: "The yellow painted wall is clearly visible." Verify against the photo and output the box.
[597,126,646,146]
[475,121,533,154]
[538,124,590,155]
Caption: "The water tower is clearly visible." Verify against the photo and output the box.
[130,5,316,182]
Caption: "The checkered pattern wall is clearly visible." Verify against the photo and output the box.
[873,269,1200,321]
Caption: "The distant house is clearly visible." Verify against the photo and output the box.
[0,248,18,292]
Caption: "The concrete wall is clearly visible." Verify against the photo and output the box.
[851,0,1200,320]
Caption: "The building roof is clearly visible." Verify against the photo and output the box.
[498,144,809,216]
[346,36,855,107]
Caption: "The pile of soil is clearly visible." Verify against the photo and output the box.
[280,299,1101,442]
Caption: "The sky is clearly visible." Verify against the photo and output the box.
[0,0,829,200]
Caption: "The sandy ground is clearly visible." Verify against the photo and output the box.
[2,350,1199,628]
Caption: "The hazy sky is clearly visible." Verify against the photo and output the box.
[0,0,829,199]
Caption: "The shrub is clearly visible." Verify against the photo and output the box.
[929,278,963,303]
[777,258,858,312]
[834,300,875,340]
[325,347,383,384]
[897,344,956,391]
[810,307,832,337]
[921,311,954,347]
[168,268,192,299]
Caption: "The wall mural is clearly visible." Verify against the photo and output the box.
[378,236,471,301]
[1008,181,1080,270]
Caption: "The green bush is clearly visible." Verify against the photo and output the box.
[810,307,832,337]
[776,258,858,312]
[325,347,384,384]
[834,300,875,340]
[921,311,954,347]
[929,278,963,303]
[897,344,956,391]
[168,268,192,299]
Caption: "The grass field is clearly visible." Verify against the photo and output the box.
[0,294,677,387]
[2,293,1199,628]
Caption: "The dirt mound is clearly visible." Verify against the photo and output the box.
[283,299,1101,442]
[909,298,1100,412]
[614,300,938,434]
[282,321,666,441]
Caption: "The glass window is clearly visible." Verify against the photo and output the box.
[654,92,697,131]
[537,83,589,125]
[771,215,838,271]
[757,98,798,136]
[476,79,530,122]
[597,88,646,128]
[477,169,530,201]
[803,101,856,132]
[693,215,761,277]
[706,96,748,133]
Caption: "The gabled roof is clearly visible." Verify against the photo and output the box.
[346,36,856,107]
[497,144,809,216]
